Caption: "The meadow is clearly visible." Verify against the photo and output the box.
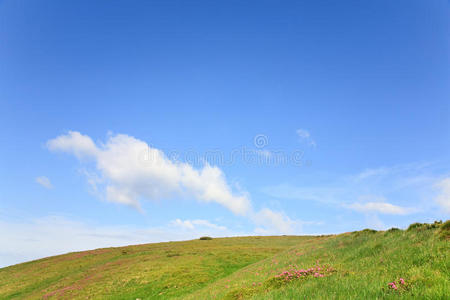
[0,221,448,299]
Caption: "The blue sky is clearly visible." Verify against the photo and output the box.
[0,0,449,267]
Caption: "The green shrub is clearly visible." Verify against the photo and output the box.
[385,227,402,236]
[438,220,450,239]
[352,228,377,237]
[407,221,442,231]
[199,236,213,240]
[407,222,424,231]
[431,220,443,228]
[387,227,401,232]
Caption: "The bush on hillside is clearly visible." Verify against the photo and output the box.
[384,228,402,236]
[407,221,442,231]
[407,222,423,231]
[200,236,213,240]
[352,228,377,237]
[438,220,450,239]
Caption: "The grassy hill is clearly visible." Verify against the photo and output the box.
[0,221,448,299]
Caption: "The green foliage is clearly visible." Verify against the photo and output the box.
[407,222,424,230]
[438,220,450,239]
[352,228,377,237]
[386,227,401,232]
[407,220,443,231]
[361,228,377,233]
[199,236,213,240]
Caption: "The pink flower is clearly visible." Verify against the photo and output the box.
[388,282,398,290]
[399,278,405,285]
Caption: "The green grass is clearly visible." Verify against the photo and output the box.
[0,221,448,299]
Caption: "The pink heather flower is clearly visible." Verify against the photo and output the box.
[314,272,319,277]
[388,282,398,290]
[399,278,405,285]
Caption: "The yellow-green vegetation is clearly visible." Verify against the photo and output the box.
[0,221,448,299]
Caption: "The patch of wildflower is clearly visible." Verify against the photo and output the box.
[274,265,335,282]
[386,277,409,293]
[388,282,398,290]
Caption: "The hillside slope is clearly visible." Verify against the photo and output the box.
[0,222,448,299]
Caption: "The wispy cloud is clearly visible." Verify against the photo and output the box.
[296,129,316,147]
[434,178,450,213]
[353,162,435,183]
[263,162,448,227]
[251,208,302,235]
[346,201,413,215]
[170,219,227,231]
[262,183,343,205]
[35,176,53,189]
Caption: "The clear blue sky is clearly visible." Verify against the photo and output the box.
[0,0,449,267]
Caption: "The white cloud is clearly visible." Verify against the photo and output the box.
[47,131,98,159]
[47,131,251,215]
[0,216,243,268]
[434,178,450,213]
[296,129,316,147]
[170,219,227,231]
[35,176,53,189]
[252,208,301,235]
[346,201,412,215]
